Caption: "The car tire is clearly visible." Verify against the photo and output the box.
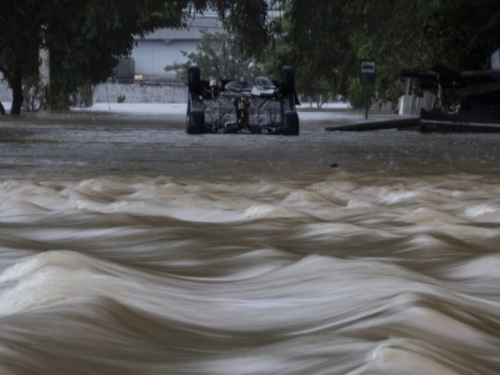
[186,109,205,134]
[188,66,202,94]
[282,66,296,94]
[283,111,299,136]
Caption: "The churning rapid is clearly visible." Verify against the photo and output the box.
[1,110,500,374]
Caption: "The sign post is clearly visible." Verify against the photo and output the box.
[360,60,376,119]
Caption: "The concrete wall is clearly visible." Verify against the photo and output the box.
[0,80,188,105]
[93,81,187,104]
[0,79,11,102]
[132,13,223,78]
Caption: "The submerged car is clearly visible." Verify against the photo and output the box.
[186,66,300,135]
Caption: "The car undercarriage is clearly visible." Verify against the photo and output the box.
[186,66,300,135]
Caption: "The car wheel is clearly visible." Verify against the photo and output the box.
[283,111,299,136]
[186,109,205,134]
[282,66,296,94]
[188,66,201,94]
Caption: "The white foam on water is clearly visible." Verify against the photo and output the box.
[347,198,377,209]
[402,306,489,348]
[0,252,140,316]
[69,196,130,213]
[282,190,331,206]
[127,182,188,198]
[206,356,289,375]
[378,190,423,205]
[446,255,500,281]
[245,204,298,219]
[60,181,248,222]
[0,181,70,215]
[0,251,93,283]
[401,207,462,224]
[296,223,396,241]
[162,207,246,223]
[0,173,500,373]
[370,345,457,375]
[464,204,499,219]
[0,269,130,316]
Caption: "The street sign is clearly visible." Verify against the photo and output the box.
[360,60,376,74]
[360,60,376,119]
[360,60,376,86]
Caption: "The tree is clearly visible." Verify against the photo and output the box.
[346,0,437,105]
[266,0,500,106]
[0,0,272,115]
[45,0,201,109]
[262,2,341,105]
[210,0,271,60]
[425,0,500,70]
[165,30,263,81]
[262,0,361,103]
[0,0,42,115]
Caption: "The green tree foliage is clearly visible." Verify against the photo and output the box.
[165,30,263,81]
[210,0,271,59]
[262,2,345,104]
[0,0,43,115]
[425,0,500,70]
[0,0,190,113]
[3,0,498,114]
[275,0,356,100]
[267,0,500,106]
[0,0,272,115]
[347,0,436,104]
[45,0,194,109]
[267,0,432,105]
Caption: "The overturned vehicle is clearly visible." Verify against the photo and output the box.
[186,66,300,135]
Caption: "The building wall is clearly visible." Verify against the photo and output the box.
[0,80,188,105]
[0,13,222,105]
[131,40,198,77]
[0,79,11,102]
[93,82,187,103]
[131,12,223,78]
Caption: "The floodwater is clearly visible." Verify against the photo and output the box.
[1,109,500,374]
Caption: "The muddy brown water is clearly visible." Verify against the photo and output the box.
[1,110,500,374]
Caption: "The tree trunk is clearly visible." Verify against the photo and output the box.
[10,69,24,116]
[39,47,51,110]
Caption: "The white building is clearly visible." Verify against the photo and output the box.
[117,12,223,80]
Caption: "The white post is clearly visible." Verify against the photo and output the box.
[492,49,500,70]
[405,77,412,95]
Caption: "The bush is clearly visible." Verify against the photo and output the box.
[346,78,367,109]
[22,75,48,112]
